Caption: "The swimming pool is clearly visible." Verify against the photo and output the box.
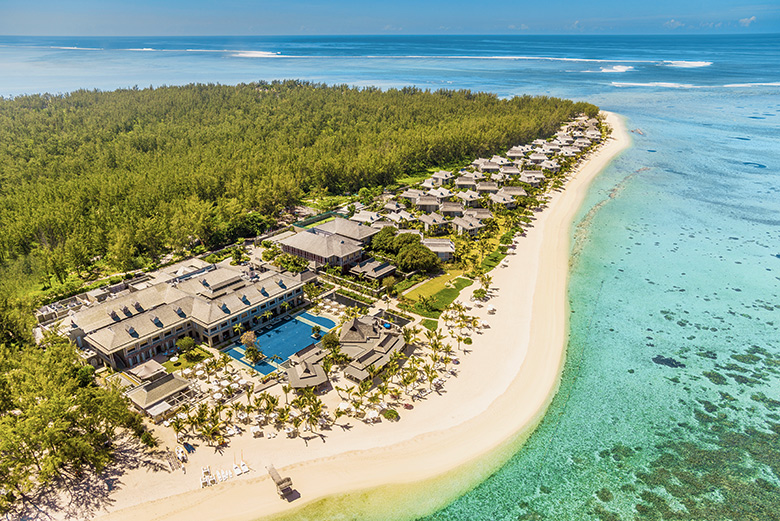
[224,312,336,374]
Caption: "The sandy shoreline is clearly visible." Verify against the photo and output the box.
[99,111,630,521]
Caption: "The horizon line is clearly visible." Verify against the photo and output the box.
[1,32,778,38]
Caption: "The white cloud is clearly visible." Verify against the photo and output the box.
[739,16,756,27]
[664,19,684,29]
[572,20,582,30]
[508,24,529,31]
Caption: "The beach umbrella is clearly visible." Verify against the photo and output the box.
[177,412,188,420]
[230,382,240,389]
[183,368,193,376]
[170,356,179,362]
[195,370,205,378]
[220,379,230,387]
[238,379,248,386]
[213,393,223,400]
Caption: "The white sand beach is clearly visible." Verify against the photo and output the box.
[98,111,630,521]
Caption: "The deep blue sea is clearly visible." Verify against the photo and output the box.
[2,35,779,520]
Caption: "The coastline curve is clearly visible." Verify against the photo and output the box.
[100,111,631,521]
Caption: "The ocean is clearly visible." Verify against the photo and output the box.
[2,35,778,520]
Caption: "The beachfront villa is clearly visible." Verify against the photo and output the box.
[421,238,455,262]
[340,316,406,382]
[51,263,304,369]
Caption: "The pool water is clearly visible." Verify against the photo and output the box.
[224,312,336,374]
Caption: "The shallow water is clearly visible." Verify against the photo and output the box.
[2,34,778,520]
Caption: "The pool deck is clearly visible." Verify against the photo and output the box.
[222,311,337,374]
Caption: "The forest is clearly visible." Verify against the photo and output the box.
[0,80,596,341]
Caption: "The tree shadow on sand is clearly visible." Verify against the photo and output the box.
[6,435,170,521]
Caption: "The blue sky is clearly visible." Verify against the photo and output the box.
[1,0,778,35]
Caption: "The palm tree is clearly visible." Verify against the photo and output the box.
[280,301,291,314]
[213,402,225,422]
[245,383,255,409]
[479,273,493,292]
[281,384,291,404]
[423,363,438,390]
[291,415,304,436]
[199,422,221,447]
[232,323,244,337]
[402,326,417,346]
[170,417,186,442]
[262,310,273,322]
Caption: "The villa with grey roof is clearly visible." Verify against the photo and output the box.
[339,316,407,382]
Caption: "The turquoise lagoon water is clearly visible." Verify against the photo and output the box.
[224,312,335,374]
[2,35,778,520]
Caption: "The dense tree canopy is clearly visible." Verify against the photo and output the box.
[0,81,595,277]
[0,335,136,511]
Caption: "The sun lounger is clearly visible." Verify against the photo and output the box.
[234,464,242,476]
[241,461,249,473]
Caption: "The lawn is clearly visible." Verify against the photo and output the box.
[481,247,508,272]
[162,346,212,373]
[422,319,438,331]
[405,269,464,301]
[400,276,473,318]
[395,171,431,186]
[302,215,335,229]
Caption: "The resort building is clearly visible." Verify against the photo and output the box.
[464,208,494,220]
[340,316,406,382]
[498,186,528,198]
[419,212,449,234]
[56,265,305,369]
[349,258,397,281]
[350,210,382,224]
[286,345,329,392]
[415,195,440,213]
[385,210,417,224]
[452,216,484,236]
[421,238,455,262]
[427,187,453,200]
[454,174,477,190]
[383,200,403,213]
[399,188,425,202]
[313,217,380,246]
[490,192,516,209]
[430,170,454,185]
[478,161,500,173]
[439,201,465,217]
[455,189,480,207]
[279,230,363,268]
[476,182,499,194]
[126,372,195,422]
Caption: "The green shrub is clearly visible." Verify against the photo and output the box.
[140,431,157,448]
[382,408,400,421]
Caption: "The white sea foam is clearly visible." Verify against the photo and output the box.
[584,65,635,73]
[663,60,713,68]
[126,48,156,52]
[51,46,103,51]
[231,51,284,58]
[612,81,699,89]
[722,82,780,88]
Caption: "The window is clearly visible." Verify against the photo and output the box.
[152,336,160,342]
[220,322,228,328]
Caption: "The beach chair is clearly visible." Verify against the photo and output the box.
[241,461,249,474]
[234,464,242,476]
